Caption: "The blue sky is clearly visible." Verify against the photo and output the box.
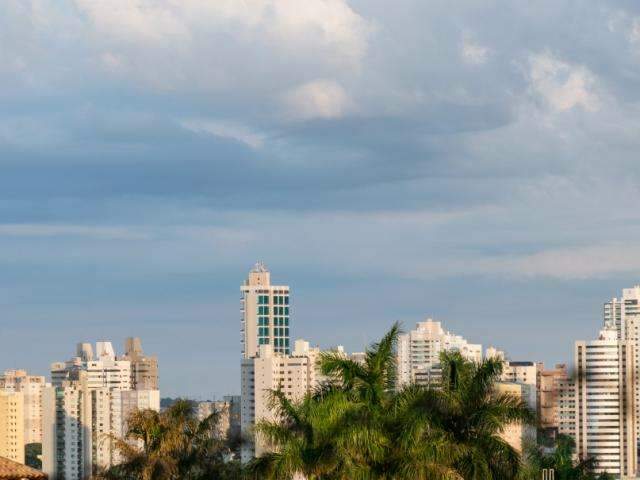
[2,0,640,398]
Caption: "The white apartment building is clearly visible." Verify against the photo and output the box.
[397,319,482,388]
[241,262,290,358]
[51,342,132,391]
[0,391,24,464]
[575,322,636,479]
[495,382,536,452]
[605,285,640,460]
[241,340,321,461]
[0,370,50,445]
[120,337,159,391]
[44,341,159,480]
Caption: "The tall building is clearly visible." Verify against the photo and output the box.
[0,391,25,464]
[537,364,572,435]
[396,319,482,388]
[43,341,160,480]
[120,337,159,390]
[51,342,132,391]
[241,340,321,461]
[495,382,535,452]
[241,262,290,358]
[196,396,241,445]
[0,370,50,445]
[575,322,636,478]
[605,285,640,460]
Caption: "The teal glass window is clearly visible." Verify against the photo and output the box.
[284,307,289,315]
[284,296,289,305]
[284,318,289,326]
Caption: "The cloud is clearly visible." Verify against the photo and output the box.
[180,119,266,149]
[282,79,352,120]
[527,52,601,112]
[461,38,490,65]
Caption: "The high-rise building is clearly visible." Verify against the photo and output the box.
[0,370,50,445]
[241,340,321,461]
[495,382,535,452]
[0,391,25,464]
[396,319,482,388]
[605,285,640,460]
[43,340,160,480]
[196,396,241,444]
[120,337,159,390]
[575,322,636,478]
[51,342,132,391]
[241,262,290,358]
[537,364,572,435]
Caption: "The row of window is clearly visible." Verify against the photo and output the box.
[258,316,290,326]
[257,306,290,315]
[257,327,290,336]
[257,295,290,305]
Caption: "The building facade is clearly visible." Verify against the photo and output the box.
[241,262,290,358]
[241,340,321,461]
[43,341,159,480]
[575,323,636,478]
[0,370,50,445]
[120,337,159,391]
[397,319,482,388]
[0,391,25,464]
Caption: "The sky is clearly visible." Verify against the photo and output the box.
[2,0,640,398]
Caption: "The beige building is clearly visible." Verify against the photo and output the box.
[44,340,160,480]
[495,382,535,452]
[241,262,290,358]
[120,338,159,390]
[537,364,571,434]
[196,396,241,443]
[0,392,25,464]
[0,370,50,445]
[241,340,322,461]
[575,322,636,479]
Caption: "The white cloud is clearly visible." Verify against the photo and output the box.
[528,52,601,112]
[461,38,490,65]
[180,119,266,149]
[282,79,352,120]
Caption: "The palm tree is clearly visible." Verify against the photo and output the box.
[396,350,535,480]
[520,434,610,480]
[96,399,240,480]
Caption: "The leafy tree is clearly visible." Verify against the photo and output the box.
[25,443,42,470]
[96,399,240,480]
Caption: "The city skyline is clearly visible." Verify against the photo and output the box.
[3,2,640,401]
[2,264,638,397]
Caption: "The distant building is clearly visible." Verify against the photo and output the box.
[196,396,241,443]
[241,262,290,358]
[0,392,24,464]
[537,364,571,436]
[241,340,322,461]
[43,341,159,480]
[0,370,50,445]
[575,322,636,478]
[397,319,482,388]
[120,338,159,391]
[495,382,535,452]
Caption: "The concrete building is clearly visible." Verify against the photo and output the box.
[0,370,50,445]
[196,396,241,443]
[537,364,572,435]
[495,382,535,452]
[120,338,159,391]
[605,285,640,461]
[51,343,132,391]
[241,262,290,358]
[575,322,636,479]
[0,392,24,464]
[44,341,159,479]
[556,375,576,439]
[241,340,321,461]
[397,319,482,388]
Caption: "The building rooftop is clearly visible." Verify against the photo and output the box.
[0,457,47,480]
